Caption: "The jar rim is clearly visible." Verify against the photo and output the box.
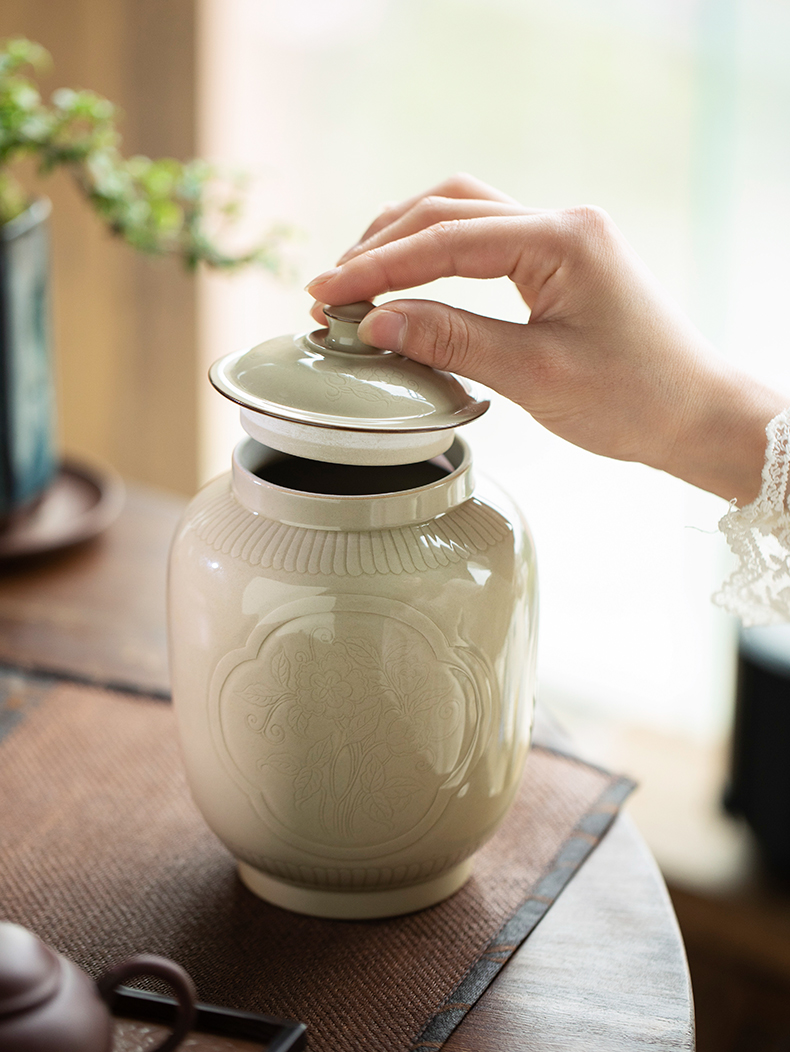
[231,437,474,531]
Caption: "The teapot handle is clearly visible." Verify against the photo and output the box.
[97,955,196,1052]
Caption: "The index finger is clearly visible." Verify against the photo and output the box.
[308,214,563,308]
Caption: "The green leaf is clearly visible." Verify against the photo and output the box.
[0,35,288,271]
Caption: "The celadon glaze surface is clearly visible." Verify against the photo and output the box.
[208,303,490,467]
[168,436,537,918]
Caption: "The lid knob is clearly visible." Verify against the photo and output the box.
[323,301,377,354]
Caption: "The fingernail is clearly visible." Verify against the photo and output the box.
[304,267,340,291]
[358,308,406,352]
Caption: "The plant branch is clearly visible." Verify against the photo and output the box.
[0,37,285,273]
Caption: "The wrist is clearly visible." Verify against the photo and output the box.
[660,363,788,505]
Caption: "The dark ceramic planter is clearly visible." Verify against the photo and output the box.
[0,198,57,525]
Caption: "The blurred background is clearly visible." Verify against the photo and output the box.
[4,0,790,1046]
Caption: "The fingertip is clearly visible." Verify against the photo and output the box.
[304,266,341,293]
[309,300,328,325]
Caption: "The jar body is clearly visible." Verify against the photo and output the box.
[168,437,537,918]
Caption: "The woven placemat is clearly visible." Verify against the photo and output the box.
[0,670,634,1051]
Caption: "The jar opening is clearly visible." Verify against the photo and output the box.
[253,450,455,496]
[232,437,474,527]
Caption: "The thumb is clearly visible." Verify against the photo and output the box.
[357,299,533,394]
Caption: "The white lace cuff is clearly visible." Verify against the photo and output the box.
[714,407,790,625]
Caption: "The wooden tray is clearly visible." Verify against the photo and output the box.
[111,987,307,1052]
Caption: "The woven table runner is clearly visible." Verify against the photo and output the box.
[0,670,634,1051]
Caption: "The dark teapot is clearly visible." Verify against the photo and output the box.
[0,921,195,1052]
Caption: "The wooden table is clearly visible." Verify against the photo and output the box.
[566,714,790,1051]
[0,482,695,1051]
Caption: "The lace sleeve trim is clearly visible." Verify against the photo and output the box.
[714,407,790,625]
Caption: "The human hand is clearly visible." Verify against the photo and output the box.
[307,174,787,505]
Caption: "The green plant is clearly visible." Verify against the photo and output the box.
[0,37,283,271]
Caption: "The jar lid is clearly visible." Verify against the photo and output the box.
[208,302,489,465]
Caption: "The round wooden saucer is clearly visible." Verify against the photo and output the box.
[0,460,125,562]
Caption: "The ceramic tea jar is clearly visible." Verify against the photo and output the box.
[168,302,538,919]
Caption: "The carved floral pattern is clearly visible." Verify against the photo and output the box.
[322,365,427,406]
[218,610,477,848]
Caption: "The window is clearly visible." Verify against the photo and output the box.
[199,0,790,739]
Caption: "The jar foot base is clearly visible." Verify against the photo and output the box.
[237,859,473,919]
